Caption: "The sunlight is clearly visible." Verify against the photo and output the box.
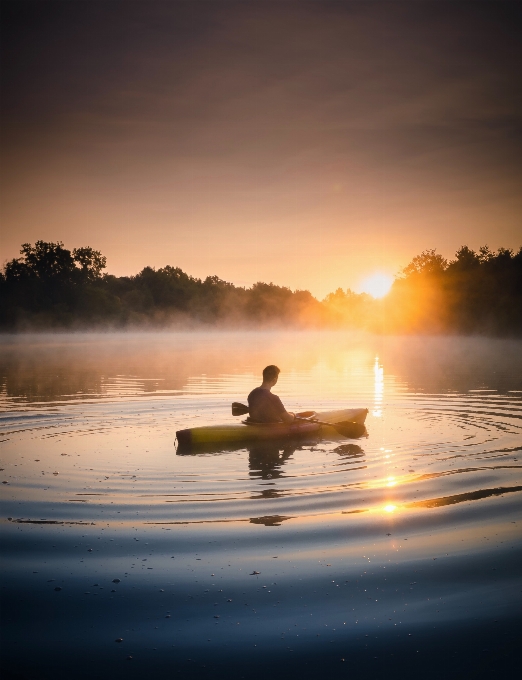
[384,504,397,513]
[358,272,394,298]
[372,356,384,417]
[363,471,417,490]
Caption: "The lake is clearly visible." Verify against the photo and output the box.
[1,331,521,679]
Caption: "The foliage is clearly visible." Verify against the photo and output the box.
[385,246,522,335]
[0,241,108,327]
[1,241,521,335]
[401,249,448,277]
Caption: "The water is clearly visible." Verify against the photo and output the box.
[1,332,521,679]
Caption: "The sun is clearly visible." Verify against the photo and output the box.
[358,273,394,298]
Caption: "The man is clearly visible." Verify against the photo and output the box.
[247,365,296,423]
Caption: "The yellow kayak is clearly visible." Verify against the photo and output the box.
[176,408,368,448]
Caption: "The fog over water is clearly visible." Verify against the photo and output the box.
[1,332,521,679]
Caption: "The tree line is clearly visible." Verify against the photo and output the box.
[1,240,521,335]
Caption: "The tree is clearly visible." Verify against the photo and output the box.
[1,241,108,325]
[401,249,448,277]
[387,249,449,333]
[4,241,76,283]
[72,247,107,281]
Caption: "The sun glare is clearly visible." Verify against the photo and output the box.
[358,273,394,298]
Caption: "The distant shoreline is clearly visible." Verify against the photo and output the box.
[2,241,521,337]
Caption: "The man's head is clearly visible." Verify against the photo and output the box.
[262,365,280,385]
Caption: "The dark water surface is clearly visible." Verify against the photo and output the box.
[1,332,521,679]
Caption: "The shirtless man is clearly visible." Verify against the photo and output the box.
[247,365,296,423]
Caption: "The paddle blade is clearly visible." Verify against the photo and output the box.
[333,421,367,438]
[232,402,249,416]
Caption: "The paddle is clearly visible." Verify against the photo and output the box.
[231,402,366,438]
[232,402,249,416]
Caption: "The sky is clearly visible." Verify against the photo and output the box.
[1,0,521,298]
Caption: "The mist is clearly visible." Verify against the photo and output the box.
[2,331,522,409]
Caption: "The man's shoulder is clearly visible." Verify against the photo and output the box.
[248,387,281,400]
[249,388,282,404]
[248,387,267,400]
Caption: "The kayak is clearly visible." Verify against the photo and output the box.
[176,408,368,449]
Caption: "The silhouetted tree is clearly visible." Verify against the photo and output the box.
[0,241,108,326]
[73,247,107,282]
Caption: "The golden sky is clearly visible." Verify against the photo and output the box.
[1,1,521,298]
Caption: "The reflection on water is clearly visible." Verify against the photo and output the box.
[333,443,365,457]
[406,484,522,508]
[248,441,296,482]
[249,514,293,526]
[373,355,384,417]
[1,332,521,679]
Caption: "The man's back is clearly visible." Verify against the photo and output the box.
[247,387,286,423]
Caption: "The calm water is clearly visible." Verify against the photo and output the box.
[1,332,521,679]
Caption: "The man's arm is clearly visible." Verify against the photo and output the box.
[273,395,295,423]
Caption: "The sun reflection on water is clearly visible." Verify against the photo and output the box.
[372,355,383,417]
